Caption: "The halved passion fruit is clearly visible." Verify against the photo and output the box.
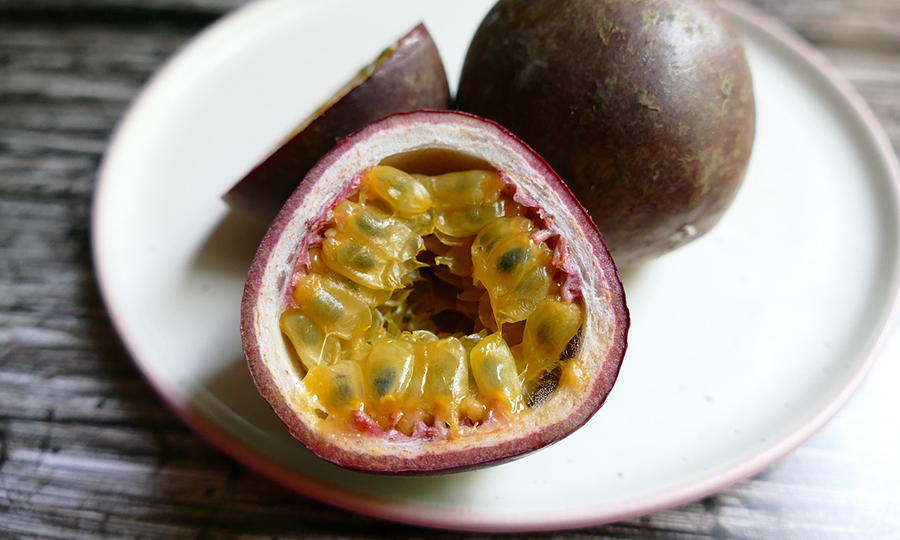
[224,23,450,224]
[241,110,629,474]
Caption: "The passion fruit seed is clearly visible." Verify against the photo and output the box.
[280,165,585,437]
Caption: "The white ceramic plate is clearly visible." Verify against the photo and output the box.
[93,0,900,532]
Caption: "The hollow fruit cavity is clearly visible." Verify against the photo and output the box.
[280,163,586,439]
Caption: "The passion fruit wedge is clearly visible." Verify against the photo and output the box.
[242,110,629,474]
[224,23,451,224]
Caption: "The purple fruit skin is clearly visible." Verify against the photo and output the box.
[241,110,629,474]
[224,23,451,224]
[457,0,756,264]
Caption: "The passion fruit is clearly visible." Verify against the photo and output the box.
[457,0,756,264]
[224,23,451,224]
[241,110,629,473]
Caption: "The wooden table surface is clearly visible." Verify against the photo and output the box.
[2,1,899,538]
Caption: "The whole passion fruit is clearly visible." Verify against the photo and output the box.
[241,110,629,474]
[457,0,755,264]
[224,23,450,224]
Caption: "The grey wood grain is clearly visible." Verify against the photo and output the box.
[1,1,899,538]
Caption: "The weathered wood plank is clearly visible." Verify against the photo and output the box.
[0,0,242,12]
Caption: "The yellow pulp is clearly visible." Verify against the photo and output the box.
[281,165,584,436]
